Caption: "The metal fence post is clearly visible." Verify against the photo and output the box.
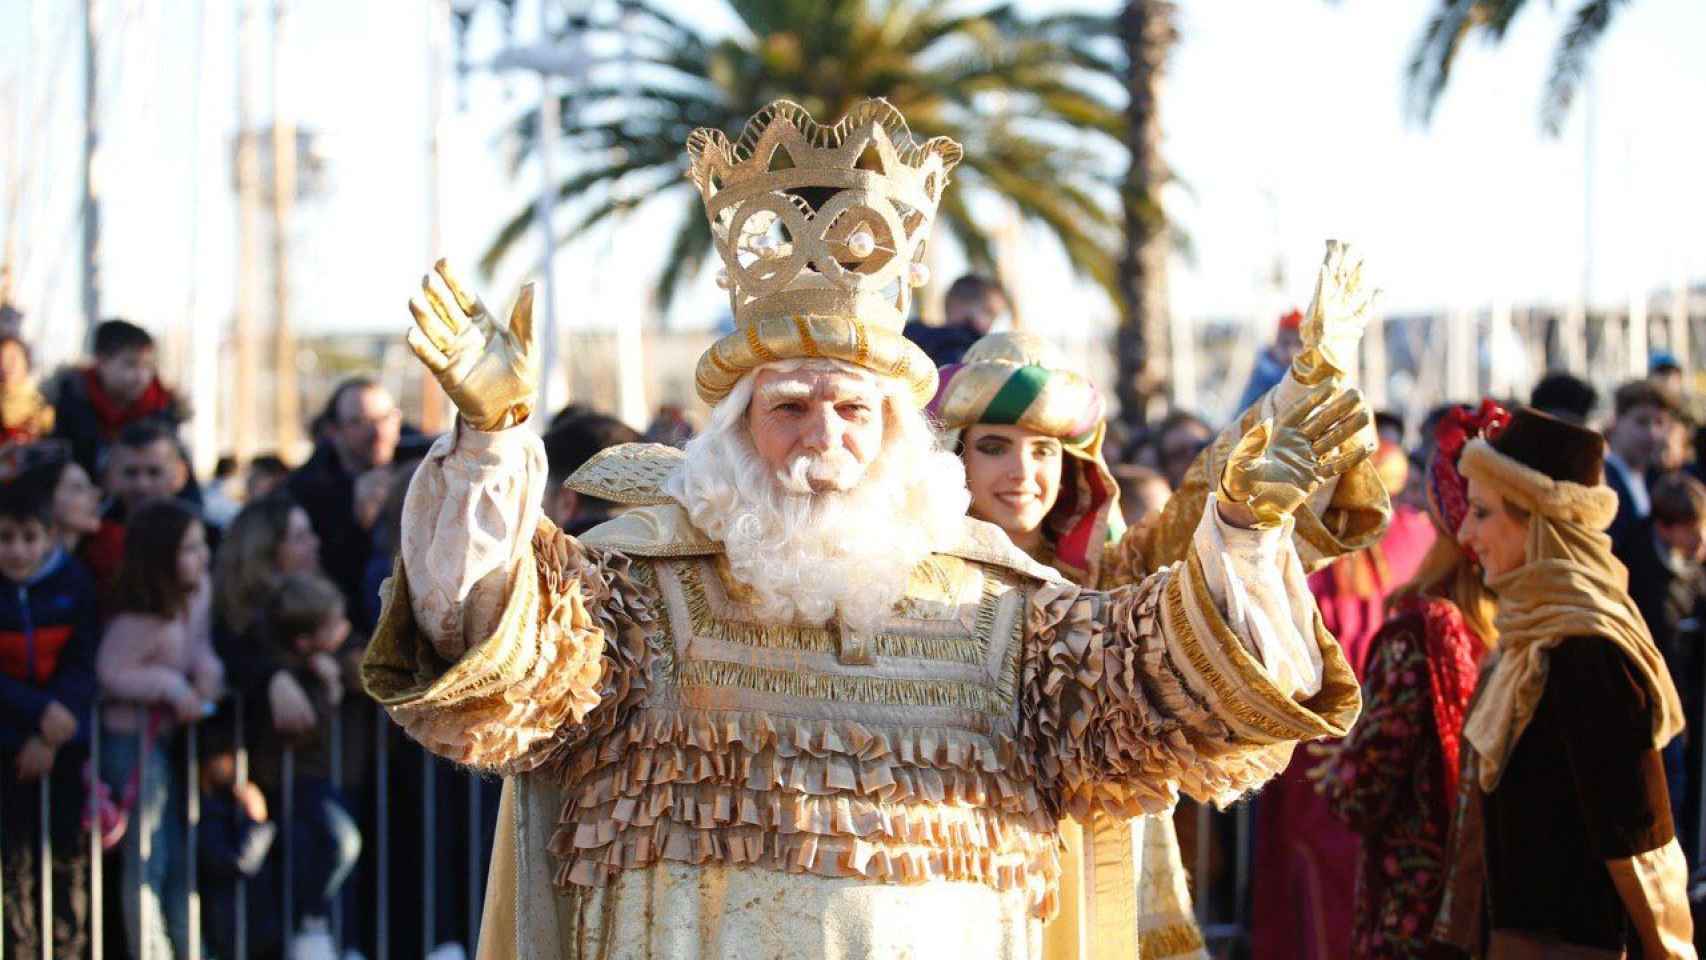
[421,750,435,954]
[374,704,389,960]
[468,773,481,948]
[89,710,102,960]
[281,748,295,957]
[234,697,248,960]
[186,721,200,960]
[330,708,344,949]
[38,774,51,960]
[138,724,152,960]
[2,761,6,960]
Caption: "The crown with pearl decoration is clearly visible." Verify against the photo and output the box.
[685,99,962,407]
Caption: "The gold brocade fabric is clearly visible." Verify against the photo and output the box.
[1041,379,1389,960]
[364,499,1360,959]
[1457,440,1685,792]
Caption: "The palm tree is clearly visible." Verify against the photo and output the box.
[1115,0,1176,421]
[482,0,1129,333]
[1406,0,1629,134]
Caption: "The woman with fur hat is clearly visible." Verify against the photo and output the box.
[1310,401,1504,959]
[1434,406,1694,959]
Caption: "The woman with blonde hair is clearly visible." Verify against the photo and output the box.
[1311,401,1503,959]
[211,495,323,735]
[1435,406,1694,958]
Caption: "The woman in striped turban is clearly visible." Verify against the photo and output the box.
[931,330,1208,960]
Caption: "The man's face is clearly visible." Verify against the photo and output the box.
[947,291,1011,336]
[746,368,887,495]
[96,347,155,408]
[0,517,51,582]
[1610,404,1676,471]
[0,341,29,387]
[108,438,180,507]
[333,386,401,472]
[1274,326,1304,365]
[1657,519,1706,564]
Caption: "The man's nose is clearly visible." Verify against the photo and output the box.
[801,408,837,452]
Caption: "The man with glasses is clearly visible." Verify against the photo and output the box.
[288,378,402,616]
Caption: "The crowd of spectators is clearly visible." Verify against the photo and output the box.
[0,314,693,960]
[6,290,1705,958]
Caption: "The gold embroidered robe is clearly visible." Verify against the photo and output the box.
[362,426,1363,960]
[1044,372,1391,960]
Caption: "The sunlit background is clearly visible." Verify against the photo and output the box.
[3,0,1703,471]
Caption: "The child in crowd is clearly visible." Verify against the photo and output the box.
[82,420,193,596]
[1624,471,1706,860]
[197,741,281,959]
[248,572,361,958]
[0,334,55,442]
[0,462,100,957]
[97,498,221,959]
[50,318,189,476]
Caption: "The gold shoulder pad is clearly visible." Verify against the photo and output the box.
[564,442,684,505]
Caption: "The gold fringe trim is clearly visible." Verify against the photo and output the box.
[1161,569,1297,742]
[677,659,1010,715]
[1140,921,1207,958]
[677,559,1001,667]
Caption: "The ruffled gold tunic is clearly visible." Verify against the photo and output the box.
[362,426,1364,960]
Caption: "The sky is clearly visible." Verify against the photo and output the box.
[2,0,1704,378]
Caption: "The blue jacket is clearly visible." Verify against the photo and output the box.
[0,548,101,751]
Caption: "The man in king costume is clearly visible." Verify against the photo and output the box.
[363,99,1381,959]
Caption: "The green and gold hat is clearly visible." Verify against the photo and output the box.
[930,332,1119,584]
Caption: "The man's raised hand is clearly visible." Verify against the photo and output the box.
[407,259,539,432]
[1218,384,1375,529]
[1294,240,1380,386]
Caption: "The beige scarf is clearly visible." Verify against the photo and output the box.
[1458,439,1685,792]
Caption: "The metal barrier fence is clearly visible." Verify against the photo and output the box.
[10,682,1706,960]
[0,697,495,960]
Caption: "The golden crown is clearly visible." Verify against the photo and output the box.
[687,99,962,331]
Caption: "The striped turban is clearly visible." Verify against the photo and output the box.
[929,332,1120,585]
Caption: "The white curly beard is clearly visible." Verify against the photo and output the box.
[665,363,970,633]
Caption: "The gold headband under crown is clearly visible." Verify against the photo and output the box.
[686,100,962,406]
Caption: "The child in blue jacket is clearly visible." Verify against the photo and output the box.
[0,458,102,957]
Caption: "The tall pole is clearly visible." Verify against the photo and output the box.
[82,0,101,346]
[534,0,566,423]
[421,0,451,434]
[235,0,263,463]
[188,0,218,478]
[272,0,301,456]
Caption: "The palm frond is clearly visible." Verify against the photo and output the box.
[1404,0,1483,125]
[490,0,1136,325]
[1541,0,1625,134]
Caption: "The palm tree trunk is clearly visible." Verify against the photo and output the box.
[1116,0,1177,425]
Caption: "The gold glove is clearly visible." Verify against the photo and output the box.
[1293,240,1380,386]
[1219,384,1374,529]
[406,259,538,432]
